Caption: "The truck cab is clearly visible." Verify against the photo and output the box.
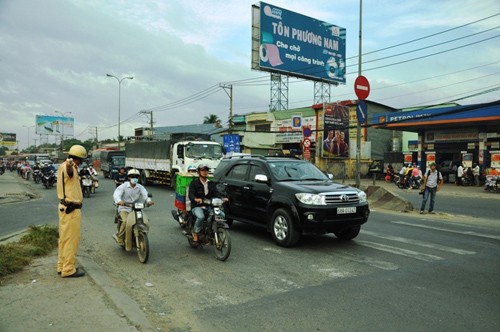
[173,141,223,174]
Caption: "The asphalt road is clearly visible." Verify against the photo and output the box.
[2,176,499,331]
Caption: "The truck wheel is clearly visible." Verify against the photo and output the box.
[170,172,177,190]
[140,170,147,186]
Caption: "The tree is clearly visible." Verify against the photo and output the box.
[203,114,222,128]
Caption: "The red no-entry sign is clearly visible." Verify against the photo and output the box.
[354,75,370,100]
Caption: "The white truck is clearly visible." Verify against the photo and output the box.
[124,133,223,187]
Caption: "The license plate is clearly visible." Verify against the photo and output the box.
[337,207,356,214]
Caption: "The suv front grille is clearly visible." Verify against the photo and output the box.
[324,193,359,205]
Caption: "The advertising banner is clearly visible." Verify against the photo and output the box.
[0,132,16,147]
[275,115,316,144]
[35,115,74,136]
[257,2,346,84]
[322,104,349,158]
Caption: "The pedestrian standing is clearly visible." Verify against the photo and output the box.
[57,145,87,278]
[472,163,480,186]
[456,163,464,186]
[419,162,443,214]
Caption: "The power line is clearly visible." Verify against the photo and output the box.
[347,12,500,59]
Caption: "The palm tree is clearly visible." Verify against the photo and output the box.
[203,114,222,128]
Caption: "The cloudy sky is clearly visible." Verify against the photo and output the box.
[1,0,499,149]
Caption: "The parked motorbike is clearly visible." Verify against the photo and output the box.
[114,199,152,263]
[42,170,56,189]
[81,174,94,198]
[33,169,42,184]
[395,174,421,189]
[182,198,231,261]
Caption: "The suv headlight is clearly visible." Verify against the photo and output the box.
[357,191,367,203]
[295,193,326,205]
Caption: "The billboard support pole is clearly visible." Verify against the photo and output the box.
[356,0,363,188]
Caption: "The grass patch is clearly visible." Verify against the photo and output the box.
[0,225,58,278]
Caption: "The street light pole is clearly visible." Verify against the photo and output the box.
[22,125,31,150]
[106,74,134,150]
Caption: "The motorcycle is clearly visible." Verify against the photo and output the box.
[182,198,231,261]
[81,174,94,198]
[395,174,421,189]
[171,209,187,228]
[42,170,56,189]
[114,199,152,263]
[33,169,42,184]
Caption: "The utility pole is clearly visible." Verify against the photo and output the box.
[355,0,363,188]
[220,84,233,131]
[88,126,98,148]
[140,111,154,139]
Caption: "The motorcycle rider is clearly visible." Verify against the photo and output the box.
[113,169,154,247]
[188,164,226,243]
[408,165,422,189]
[113,167,127,187]
[41,162,55,175]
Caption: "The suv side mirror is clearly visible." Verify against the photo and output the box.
[254,174,268,183]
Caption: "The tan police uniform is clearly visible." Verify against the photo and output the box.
[57,160,83,277]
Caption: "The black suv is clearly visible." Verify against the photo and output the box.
[214,156,370,247]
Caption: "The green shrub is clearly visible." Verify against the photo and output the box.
[0,225,58,278]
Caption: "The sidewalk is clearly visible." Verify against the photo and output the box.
[0,171,148,331]
[0,170,39,205]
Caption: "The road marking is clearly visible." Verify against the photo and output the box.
[362,230,476,255]
[357,241,444,262]
[392,221,500,240]
[331,251,400,271]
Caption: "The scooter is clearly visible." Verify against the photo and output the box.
[182,198,231,261]
[114,199,152,263]
[81,174,93,198]
[42,170,56,189]
[33,169,42,184]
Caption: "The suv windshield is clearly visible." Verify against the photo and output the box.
[185,143,223,159]
[268,160,329,181]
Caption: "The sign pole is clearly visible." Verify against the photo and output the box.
[356,0,363,188]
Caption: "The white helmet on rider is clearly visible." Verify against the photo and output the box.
[127,169,140,177]
[197,164,210,172]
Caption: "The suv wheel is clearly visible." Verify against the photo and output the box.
[271,208,300,247]
[334,226,361,240]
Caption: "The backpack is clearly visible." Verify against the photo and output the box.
[425,169,442,180]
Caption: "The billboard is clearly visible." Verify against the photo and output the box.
[322,103,350,158]
[252,2,346,84]
[35,115,74,136]
[0,132,16,147]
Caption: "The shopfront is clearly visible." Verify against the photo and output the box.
[372,100,500,174]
